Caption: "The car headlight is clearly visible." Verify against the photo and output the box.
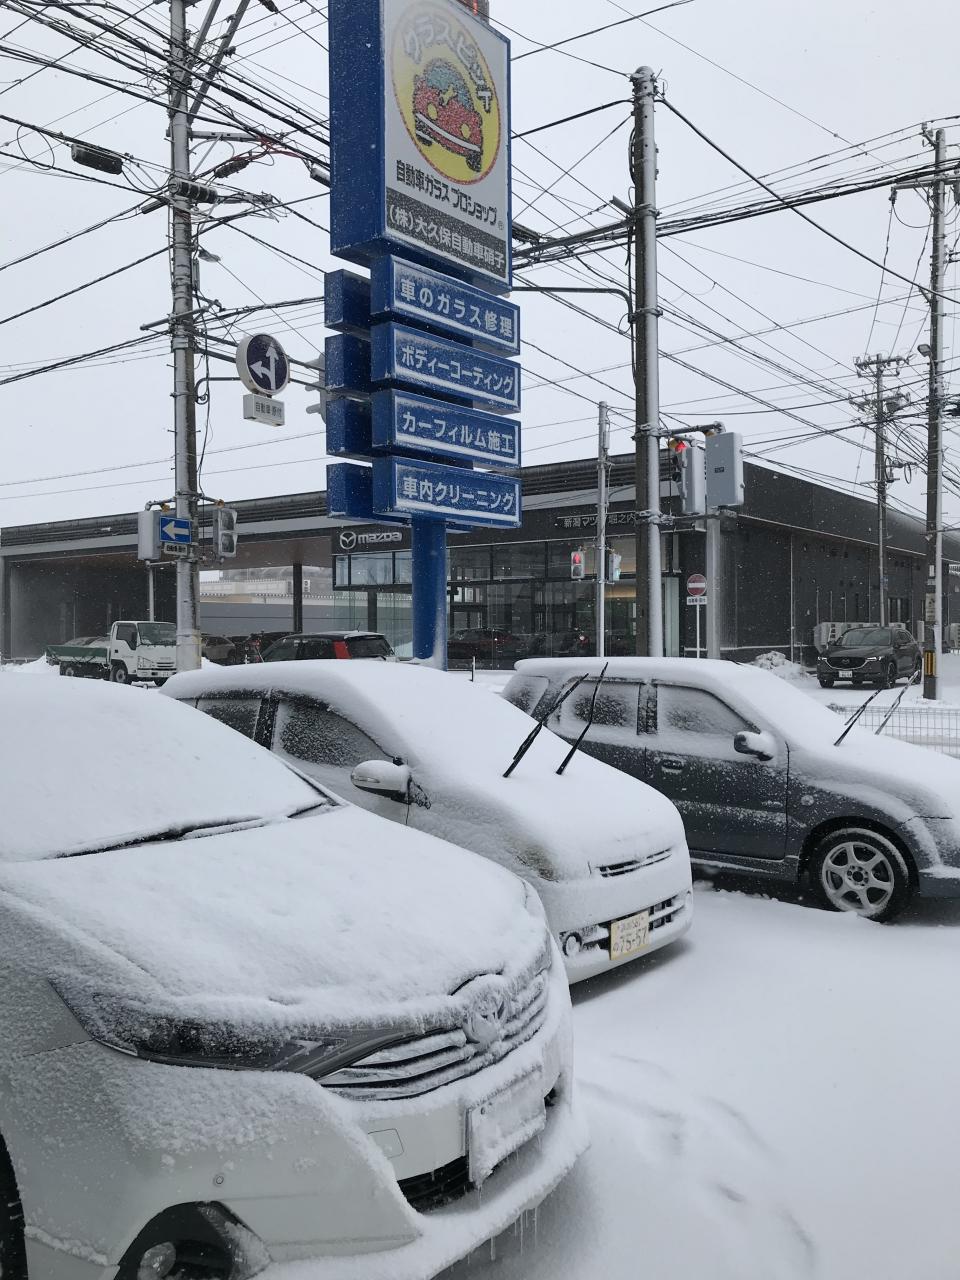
[52,981,410,1077]
[137,657,151,668]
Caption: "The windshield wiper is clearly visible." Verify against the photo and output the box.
[503,671,592,779]
[556,661,609,775]
[834,683,889,746]
[59,806,322,859]
[874,666,922,737]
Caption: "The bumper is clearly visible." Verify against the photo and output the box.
[9,963,584,1280]
[537,849,693,983]
[818,663,881,679]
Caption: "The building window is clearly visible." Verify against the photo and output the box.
[450,545,492,582]
[334,555,349,587]
[394,551,412,584]
[492,543,545,580]
[889,597,910,624]
[350,553,395,586]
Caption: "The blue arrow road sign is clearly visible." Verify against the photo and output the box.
[236,333,290,396]
[371,323,520,413]
[373,390,520,467]
[158,517,193,544]
[373,456,520,528]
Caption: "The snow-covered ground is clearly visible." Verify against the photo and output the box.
[447,882,960,1280]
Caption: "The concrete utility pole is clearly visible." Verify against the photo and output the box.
[169,0,201,672]
[596,402,610,658]
[923,128,948,700]
[631,67,663,657]
[853,353,908,628]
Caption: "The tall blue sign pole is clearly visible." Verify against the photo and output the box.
[327,0,518,666]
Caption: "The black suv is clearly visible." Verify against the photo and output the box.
[817,626,920,689]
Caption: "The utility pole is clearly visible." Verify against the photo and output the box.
[853,353,908,629]
[923,128,948,700]
[631,67,663,657]
[169,0,201,671]
[596,402,610,658]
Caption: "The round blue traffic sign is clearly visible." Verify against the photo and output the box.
[235,333,290,395]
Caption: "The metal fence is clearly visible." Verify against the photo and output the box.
[829,703,960,758]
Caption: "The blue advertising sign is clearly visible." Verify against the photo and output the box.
[329,0,511,291]
[373,456,521,527]
[371,322,519,412]
[373,389,519,467]
[371,257,520,354]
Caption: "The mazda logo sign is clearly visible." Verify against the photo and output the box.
[339,530,357,551]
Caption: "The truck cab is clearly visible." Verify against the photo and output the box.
[108,621,177,685]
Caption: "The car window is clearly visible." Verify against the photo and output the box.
[115,624,136,647]
[840,627,891,647]
[298,637,336,660]
[263,639,298,662]
[552,678,642,738]
[897,630,914,646]
[655,685,753,740]
[346,635,394,659]
[274,700,386,767]
[505,674,549,715]
[196,696,261,740]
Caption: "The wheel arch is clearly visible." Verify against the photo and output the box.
[798,816,919,890]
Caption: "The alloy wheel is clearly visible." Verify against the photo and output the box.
[819,837,898,916]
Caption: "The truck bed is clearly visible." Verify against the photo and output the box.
[46,644,108,666]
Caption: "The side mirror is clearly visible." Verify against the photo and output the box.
[733,730,776,762]
[351,759,412,805]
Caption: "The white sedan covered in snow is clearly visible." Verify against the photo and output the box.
[0,679,585,1280]
[163,662,693,981]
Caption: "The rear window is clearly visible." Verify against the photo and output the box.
[197,696,261,739]
[346,635,394,659]
[298,637,336,660]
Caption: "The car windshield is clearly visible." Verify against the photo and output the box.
[839,627,892,647]
[137,622,176,645]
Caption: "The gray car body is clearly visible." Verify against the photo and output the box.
[817,626,920,687]
[505,658,960,901]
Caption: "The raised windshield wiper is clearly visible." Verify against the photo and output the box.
[556,661,609,775]
[834,683,887,746]
[503,671,592,779]
[874,666,922,737]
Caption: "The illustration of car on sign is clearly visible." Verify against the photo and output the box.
[413,60,484,172]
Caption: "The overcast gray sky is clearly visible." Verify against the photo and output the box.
[1,0,958,532]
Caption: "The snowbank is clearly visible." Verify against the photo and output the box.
[751,651,807,682]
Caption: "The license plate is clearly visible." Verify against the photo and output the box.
[610,909,650,960]
[467,1069,546,1187]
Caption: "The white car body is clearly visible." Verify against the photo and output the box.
[163,663,694,982]
[0,679,585,1280]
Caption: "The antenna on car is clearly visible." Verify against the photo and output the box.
[556,662,609,775]
[503,672,592,779]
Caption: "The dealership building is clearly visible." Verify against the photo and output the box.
[2,452,958,664]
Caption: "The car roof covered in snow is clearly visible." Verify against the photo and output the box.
[0,677,319,861]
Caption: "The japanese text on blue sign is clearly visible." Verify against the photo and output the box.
[373,257,519,354]
[373,389,520,466]
[372,323,520,413]
[374,456,520,527]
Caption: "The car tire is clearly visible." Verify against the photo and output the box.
[809,827,913,921]
[110,662,130,685]
[0,1142,27,1280]
[153,678,168,688]
[882,660,898,689]
[818,676,835,688]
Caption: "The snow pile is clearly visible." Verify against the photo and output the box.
[0,657,57,676]
[752,651,807,682]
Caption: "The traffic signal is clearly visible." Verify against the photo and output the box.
[666,437,706,516]
[608,551,623,582]
[212,506,239,559]
[570,549,585,581]
[455,0,490,20]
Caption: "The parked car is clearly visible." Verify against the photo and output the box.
[163,662,693,981]
[0,677,584,1280]
[504,657,960,921]
[242,631,289,662]
[817,625,921,688]
[261,631,396,661]
[201,633,240,665]
[447,629,526,667]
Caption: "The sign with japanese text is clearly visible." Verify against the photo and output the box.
[371,256,519,353]
[372,322,520,412]
[373,389,520,466]
[373,456,521,526]
[329,0,510,289]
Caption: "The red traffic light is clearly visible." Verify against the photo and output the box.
[455,0,490,20]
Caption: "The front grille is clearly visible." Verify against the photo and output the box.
[399,1156,471,1212]
[597,848,671,877]
[649,894,684,932]
[324,969,549,1101]
[833,657,865,669]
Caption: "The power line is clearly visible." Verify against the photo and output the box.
[512,1,693,62]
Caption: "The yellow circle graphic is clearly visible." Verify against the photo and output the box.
[392,3,502,187]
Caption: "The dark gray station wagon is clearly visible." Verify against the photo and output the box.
[505,658,960,922]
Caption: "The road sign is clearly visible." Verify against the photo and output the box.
[161,543,190,559]
[236,334,290,396]
[687,573,707,597]
[373,456,520,527]
[373,390,520,466]
[371,257,520,354]
[159,516,193,545]
[371,323,520,412]
[243,392,286,426]
[329,0,511,289]
[687,595,707,607]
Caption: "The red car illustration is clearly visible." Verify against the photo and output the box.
[413,59,483,173]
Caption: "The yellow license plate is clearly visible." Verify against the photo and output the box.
[610,910,650,959]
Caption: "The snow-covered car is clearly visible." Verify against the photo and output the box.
[0,678,585,1280]
[163,663,693,982]
[505,657,960,922]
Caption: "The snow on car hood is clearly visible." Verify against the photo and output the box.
[0,678,318,861]
[164,663,687,880]
[0,804,546,1026]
